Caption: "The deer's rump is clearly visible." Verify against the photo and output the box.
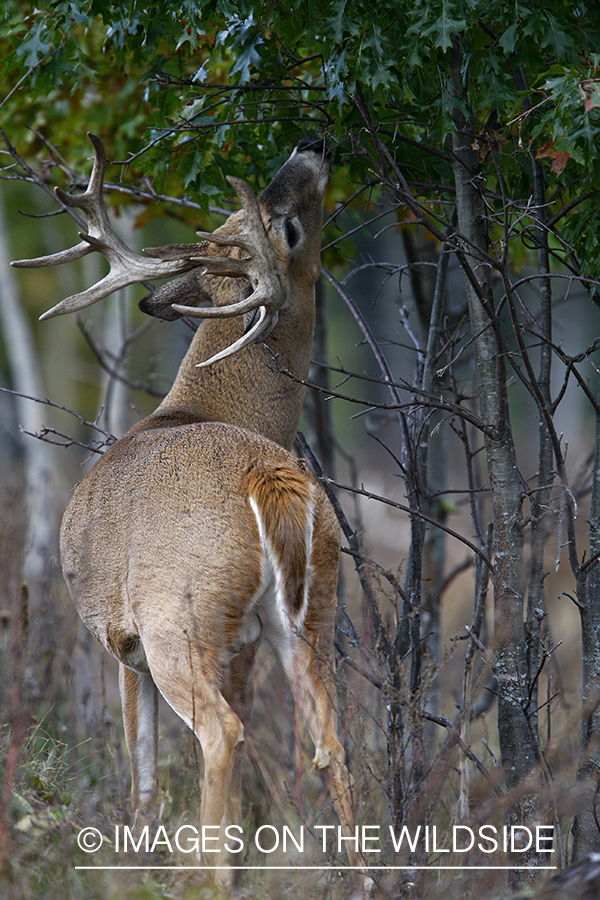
[60,420,339,676]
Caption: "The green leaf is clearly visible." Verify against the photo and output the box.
[15,18,53,67]
[498,22,517,55]
[331,0,349,43]
[543,14,574,57]
[230,39,263,80]
[411,1,467,52]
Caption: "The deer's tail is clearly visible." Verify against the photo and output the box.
[243,462,317,624]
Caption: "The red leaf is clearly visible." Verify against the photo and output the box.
[549,152,570,175]
[535,141,570,175]
[535,141,556,160]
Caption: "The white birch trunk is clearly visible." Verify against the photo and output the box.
[0,185,59,635]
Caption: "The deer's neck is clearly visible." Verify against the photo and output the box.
[146,296,315,451]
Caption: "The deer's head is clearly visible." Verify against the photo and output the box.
[12,134,331,367]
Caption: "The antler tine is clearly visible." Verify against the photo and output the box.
[194,307,274,369]
[171,175,288,366]
[11,133,201,321]
[11,133,112,274]
[54,133,112,234]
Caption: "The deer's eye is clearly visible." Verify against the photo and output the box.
[285,219,299,249]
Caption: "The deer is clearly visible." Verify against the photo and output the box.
[13,134,373,894]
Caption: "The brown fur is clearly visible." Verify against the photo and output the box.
[243,462,315,618]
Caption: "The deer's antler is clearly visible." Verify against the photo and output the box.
[11,134,288,366]
[171,176,287,367]
[12,134,201,320]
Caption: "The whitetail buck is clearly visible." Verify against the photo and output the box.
[13,135,372,892]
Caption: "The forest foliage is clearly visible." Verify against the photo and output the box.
[2,1,600,272]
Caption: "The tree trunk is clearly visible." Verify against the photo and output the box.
[572,389,600,857]
[0,185,59,659]
[449,46,539,882]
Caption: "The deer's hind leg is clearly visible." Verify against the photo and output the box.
[220,634,259,849]
[279,621,376,897]
[281,622,360,844]
[119,664,159,826]
[139,630,246,886]
[272,502,372,893]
